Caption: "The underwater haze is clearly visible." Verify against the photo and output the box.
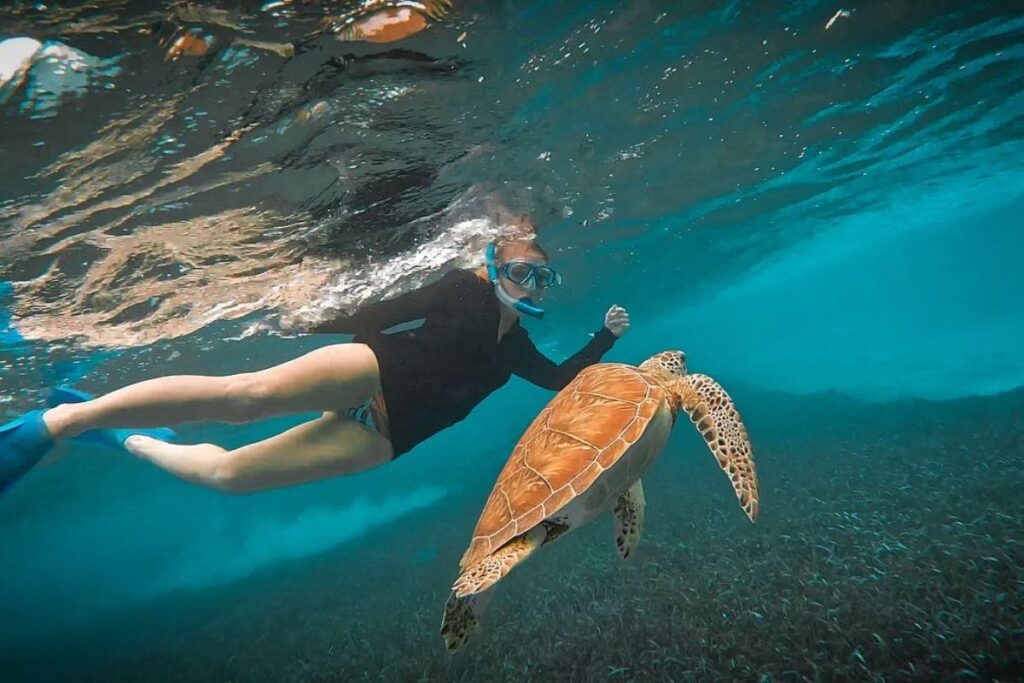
[2,0,1023,680]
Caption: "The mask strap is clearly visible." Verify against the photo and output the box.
[485,243,500,283]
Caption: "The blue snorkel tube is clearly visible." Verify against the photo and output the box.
[485,243,547,320]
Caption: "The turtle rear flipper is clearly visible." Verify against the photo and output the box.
[440,589,494,653]
[442,525,545,653]
[674,373,759,522]
[613,479,645,559]
[442,526,546,651]
[452,525,546,598]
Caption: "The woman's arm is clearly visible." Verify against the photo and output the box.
[509,326,618,390]
[308,269,468,334]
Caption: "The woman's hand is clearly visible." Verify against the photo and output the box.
[604,305,631,338]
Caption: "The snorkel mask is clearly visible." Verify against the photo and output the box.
[485,243,561,319]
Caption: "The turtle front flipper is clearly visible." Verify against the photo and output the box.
[674,374,759,522]
[452,525,546,598]
[440,589,494,653]
[613,479,646,559]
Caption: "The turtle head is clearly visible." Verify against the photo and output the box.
[639,350,687,383]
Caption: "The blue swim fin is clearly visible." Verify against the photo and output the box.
[48,386,176,449]
[0,410,54,493]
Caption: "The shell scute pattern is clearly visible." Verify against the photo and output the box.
[460,364,663,570]
[620,411,651,445]
[544,390,640,450]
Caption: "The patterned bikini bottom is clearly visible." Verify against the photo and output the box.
[345,392,391,441]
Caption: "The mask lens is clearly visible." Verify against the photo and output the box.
[504,262,534,285]
[535,266,561,288]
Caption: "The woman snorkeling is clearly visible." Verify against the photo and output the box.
[0,226,630,494]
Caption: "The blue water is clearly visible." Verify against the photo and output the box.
[1,0,1023,679]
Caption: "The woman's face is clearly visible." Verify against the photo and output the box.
[497,244,550,302]
[500,256,549,301]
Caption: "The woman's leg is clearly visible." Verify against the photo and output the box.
[124,411,394,493]
[42,343,381,439]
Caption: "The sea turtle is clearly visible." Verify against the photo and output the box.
[440,350,759,652]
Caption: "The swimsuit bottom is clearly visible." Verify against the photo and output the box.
[345,392,392,445]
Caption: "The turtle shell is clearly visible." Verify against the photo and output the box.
[460,363,666,570]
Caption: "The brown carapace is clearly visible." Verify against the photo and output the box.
[440,350,760,653]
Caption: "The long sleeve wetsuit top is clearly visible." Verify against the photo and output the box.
[310,268,617,457]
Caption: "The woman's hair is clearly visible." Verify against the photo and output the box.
[496,238,548,263]
[494,213,549,263]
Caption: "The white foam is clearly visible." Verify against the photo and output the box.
[0,36,42,90]
[293,211,503,328]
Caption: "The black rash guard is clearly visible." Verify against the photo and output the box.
[309,268,617,457]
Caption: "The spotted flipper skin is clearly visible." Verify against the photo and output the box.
[675,374,759,522]
[440,589,494,653]
[613,479,646,559]
[452,525,546,598]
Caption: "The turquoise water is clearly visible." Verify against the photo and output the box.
[2,0,1023,679]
